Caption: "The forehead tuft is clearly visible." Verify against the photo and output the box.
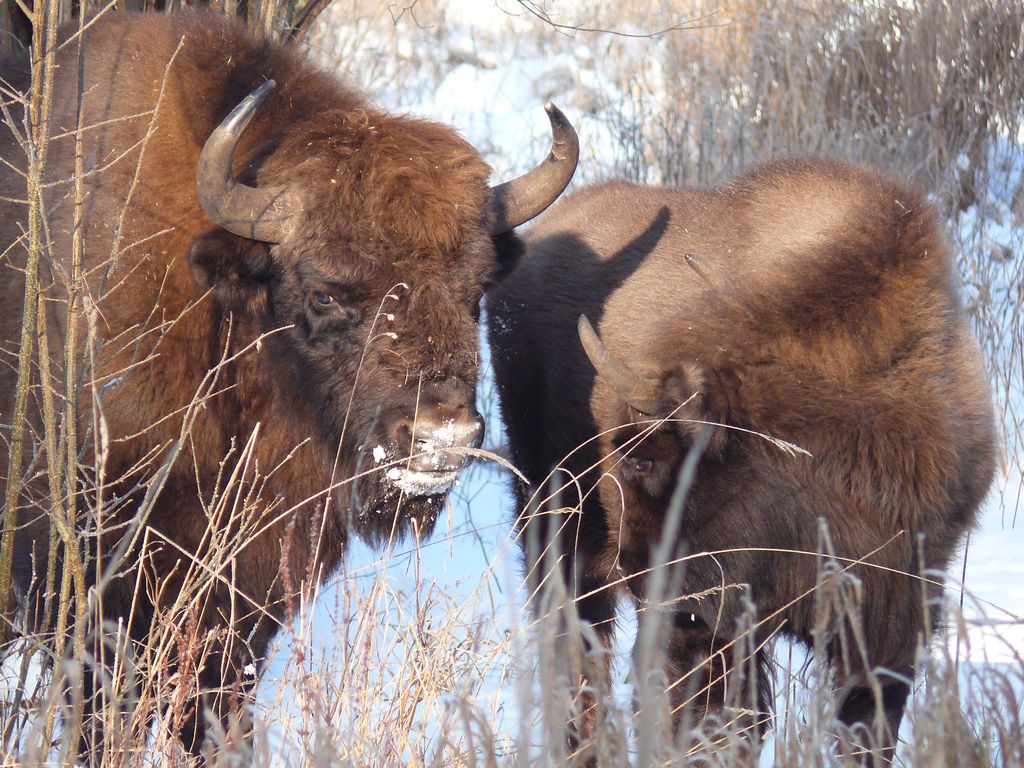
[275,109,492,263]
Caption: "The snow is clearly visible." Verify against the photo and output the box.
[388,467,459,497]
[953,473,1024,665]
[419,420,457,454]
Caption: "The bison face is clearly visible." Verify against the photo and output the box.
[579,316,733,582]
[185,82,576,541]
[189,223,495,541]
[277,243,493,541]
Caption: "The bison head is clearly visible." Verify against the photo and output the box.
[188,81,578,541]
[575,315,736,589]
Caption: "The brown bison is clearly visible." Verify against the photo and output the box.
[487,158,995,763]
[0,9,576,756]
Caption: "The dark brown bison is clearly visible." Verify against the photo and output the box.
[0,9,576,757]
[487,158,995,763]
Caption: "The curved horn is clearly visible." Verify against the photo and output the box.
[578,315,662,415]
[196,80,299,243]
[489,102,579,234]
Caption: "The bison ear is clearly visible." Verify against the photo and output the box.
[659,362,730,458]
[188,230,274,313]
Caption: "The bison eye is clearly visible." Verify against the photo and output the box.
[629,457,653,473]
[304,288,360,335]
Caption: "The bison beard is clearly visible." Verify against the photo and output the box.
[488,159,996,765]
[0,9,576,761]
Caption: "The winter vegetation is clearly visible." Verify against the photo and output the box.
[0,1,1022,766]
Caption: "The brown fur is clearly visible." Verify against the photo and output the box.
[0,10,529,757]
[488,158,996,763]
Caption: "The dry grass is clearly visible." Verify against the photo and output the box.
[0,0,1022,766]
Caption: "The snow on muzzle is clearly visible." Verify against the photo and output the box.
[373,412,485,498]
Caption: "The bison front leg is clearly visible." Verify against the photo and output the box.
[824,559,931,765]
[833,664,913,767]
[175,643,257,760]
[569,588,618,764]
[170,588,278,761]
[532,570,618,764]
[522,506,617,764]
[646,611,770,757]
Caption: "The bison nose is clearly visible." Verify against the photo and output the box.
[412,414,484,454]
[408,413,484,469]
[389,411,484,471]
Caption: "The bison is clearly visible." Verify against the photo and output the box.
[487,158,996,763]
[0,9,577,757]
